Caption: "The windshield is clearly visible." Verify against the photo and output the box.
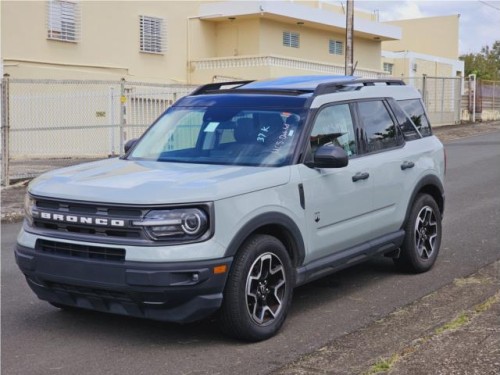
[128,105,305,167]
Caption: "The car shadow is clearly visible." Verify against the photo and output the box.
[19,256,407,345]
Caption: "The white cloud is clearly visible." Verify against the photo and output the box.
[377,0,426,20]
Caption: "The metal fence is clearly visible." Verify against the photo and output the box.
[402,76,462,126]
[1,76,196,185]
[461,78,500,122]
[2,75,500,186]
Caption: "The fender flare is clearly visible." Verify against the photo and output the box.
[404,174,445,225]
[224,212,306,266]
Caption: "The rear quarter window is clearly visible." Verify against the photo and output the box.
[398,99,432,137]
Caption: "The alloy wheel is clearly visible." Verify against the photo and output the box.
[245,252,287,326]
[414,205,438,260]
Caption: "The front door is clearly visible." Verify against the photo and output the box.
[298,103,374,263]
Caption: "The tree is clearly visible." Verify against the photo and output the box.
[460,40,500,80]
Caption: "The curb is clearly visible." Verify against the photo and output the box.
[1,211,25,223]
[1,180,29,223]
[273,261,500,374]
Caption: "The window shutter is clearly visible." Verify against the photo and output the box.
[140,16,167,54]
[329,40,343,55]
[47,0,80,42]
[283,31,300,48]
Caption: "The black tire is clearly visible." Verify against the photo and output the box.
[219,234,294,341]
[395,194,442,273]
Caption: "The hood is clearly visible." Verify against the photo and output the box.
[29,158,291,204]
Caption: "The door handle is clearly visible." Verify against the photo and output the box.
[401,161,415,170]
[352,172,370,182]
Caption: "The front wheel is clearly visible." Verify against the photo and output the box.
[395,194,442,273]
[219,234,293,341]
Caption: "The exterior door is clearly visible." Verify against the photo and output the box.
[298,103,374,263]
[355,100,409,238]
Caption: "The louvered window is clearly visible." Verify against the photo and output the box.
[283,31,300,48]
[140,15,166,54]
[47,0,80,42]
[383,63,394,74]
[329,40,343,55]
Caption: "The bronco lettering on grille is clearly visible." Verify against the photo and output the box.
[38,212,125,227]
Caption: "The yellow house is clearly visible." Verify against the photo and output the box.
[1,0,401,83]
[381,15,464,78]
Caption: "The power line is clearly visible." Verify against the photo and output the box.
[478,0,500,11]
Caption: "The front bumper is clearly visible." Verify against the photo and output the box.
[15,244,232,323]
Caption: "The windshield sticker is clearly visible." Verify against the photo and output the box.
[272,123,291,153]
[204,122,220,132]
[257,126,270,143]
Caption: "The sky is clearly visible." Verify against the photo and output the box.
[353,0,500,54]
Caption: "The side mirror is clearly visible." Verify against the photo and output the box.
[308,144,348,169]
[124,139,138,154]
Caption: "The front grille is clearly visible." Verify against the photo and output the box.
[32,198,147,241]
[33,221,142,238]
[37,239,125,262]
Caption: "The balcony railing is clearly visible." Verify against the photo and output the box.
[190,55,389,79]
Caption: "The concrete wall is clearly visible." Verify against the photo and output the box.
[215,19,261,57]
[258,18,381,71]
[2,0,202,82]
[3,0,388,84]
[383,15,460,60]
[381,15,463,79]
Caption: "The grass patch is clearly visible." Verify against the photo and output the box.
[366,354,400,374]
[434,312,470,335]
[454,276,492,287]
[474,293,500,313]
[363,292,500,375]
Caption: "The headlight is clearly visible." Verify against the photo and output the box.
[135,208,209,241]
[24,194,35,226]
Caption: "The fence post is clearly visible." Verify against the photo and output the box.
[493,81,496,118]
[1,74,10,186]
[108,87,116,156]
[421,74,427,108]
[440,78,445,125]
[469,74,476,123]
[119,78,126,154]
[456,77,463,124]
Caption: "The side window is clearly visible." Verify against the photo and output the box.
[310,104,357,156]
[357,100,399,152]
[389,100,420,140]
[398,99,432,137]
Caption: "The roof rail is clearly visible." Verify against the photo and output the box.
[190,80,255,96]
[314,78,405,95]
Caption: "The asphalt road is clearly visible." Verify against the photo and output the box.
[2,131,500,375]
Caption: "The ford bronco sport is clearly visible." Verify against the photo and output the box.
[16,76,445,341]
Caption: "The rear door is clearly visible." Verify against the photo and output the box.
[355,99,415,237]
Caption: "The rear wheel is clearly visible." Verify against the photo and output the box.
[395,194,442,273]
[219,234,293,341]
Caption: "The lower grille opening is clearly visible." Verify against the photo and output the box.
[36,239,125,262]
[44,281,134,302]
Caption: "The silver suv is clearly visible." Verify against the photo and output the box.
[16,76,445,341]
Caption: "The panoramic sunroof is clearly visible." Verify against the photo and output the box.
[238,75,358,91]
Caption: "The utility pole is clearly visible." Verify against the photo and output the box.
[345,0,354,76]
